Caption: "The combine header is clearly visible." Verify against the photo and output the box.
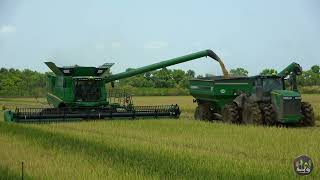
[4,49,223,122]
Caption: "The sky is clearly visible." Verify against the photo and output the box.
[0,0,319,76]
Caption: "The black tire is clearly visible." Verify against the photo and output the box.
[301,102,315,126]
[194,106,200,120]
[222,103,239,124]
[260,103,276,126]
[242,102,263,125]
[194,103,213,121]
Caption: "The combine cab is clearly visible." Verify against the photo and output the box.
[4,49,222,122]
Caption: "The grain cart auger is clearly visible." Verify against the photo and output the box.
[190,61,316,127]
[4,49,222,123]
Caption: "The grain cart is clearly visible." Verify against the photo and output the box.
[190,62,315,126]
[4,49,223,122]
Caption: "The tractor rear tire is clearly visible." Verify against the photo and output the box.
[260,103,276,126]
[242,102,263,125]
[301,102,315,126]
[194,104,213,121]
[222,103,239,124]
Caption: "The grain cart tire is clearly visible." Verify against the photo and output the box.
[242,102,263,125]
[301,102,315,126]
[222,104,239,124]
[260,103,276,126]
[194,106,200,120]
[196,103,213,121]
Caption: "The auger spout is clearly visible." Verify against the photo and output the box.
[277,62,302,77]
[105,49,228,82]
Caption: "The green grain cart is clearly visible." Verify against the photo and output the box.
[4,49,223,122]
[190,61,315,126]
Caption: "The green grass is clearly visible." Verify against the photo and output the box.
[0,95,319,179]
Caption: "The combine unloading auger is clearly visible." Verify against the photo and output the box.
[4,49,223,123]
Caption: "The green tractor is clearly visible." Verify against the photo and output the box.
[190,61,315,126]
[4,49,222,123]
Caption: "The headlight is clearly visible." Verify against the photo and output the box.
[294,96,302,100]
[283,96,292,100]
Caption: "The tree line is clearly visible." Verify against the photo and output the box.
[228,65,320,86]
[0,68,47,97]
[117,68,195,88]
[0,65,319,97]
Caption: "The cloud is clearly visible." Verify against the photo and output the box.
[0,25,16,34]
[144,41,168,49]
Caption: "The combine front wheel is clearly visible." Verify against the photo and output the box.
[301,102,315,126]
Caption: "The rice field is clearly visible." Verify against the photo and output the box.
[0,95,319,179]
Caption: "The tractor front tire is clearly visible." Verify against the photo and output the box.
[242,102,263,125]
[301,102,315,126]
[260,103,276,126]
[222,104,239,124]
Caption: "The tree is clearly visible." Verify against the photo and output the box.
[128,76,154,87]
[186,70,195,78]
[260,69,278,76]
[0,67,47,96]
[230,68,248,77]
[297,65,320,86]
[311,65,320,74]
[0,68,8,73]
[152,68,175,88]
[144,71,153,81]
[172,69,185,84]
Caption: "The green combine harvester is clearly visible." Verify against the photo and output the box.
[190,61,315,126]
[4,49,223,123]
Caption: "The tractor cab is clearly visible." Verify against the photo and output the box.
[253,75,302,124]
[256,76,284,96]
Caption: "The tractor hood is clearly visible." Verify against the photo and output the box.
[270,89,302,124]
[271,90,301,97]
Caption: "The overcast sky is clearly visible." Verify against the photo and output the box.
[0,0,319,76]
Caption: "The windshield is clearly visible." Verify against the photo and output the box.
[74,80,102,102]
[262,78,283,94]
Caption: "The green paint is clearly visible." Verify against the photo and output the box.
[44,50,220,108]
[3,110,13,122]
[190,63,305,125]
[272,90,301,97]
[190,77,254,112]
[280,114,303,123]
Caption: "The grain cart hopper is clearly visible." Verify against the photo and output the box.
[4,49,223,122]
[190,62,315,126]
